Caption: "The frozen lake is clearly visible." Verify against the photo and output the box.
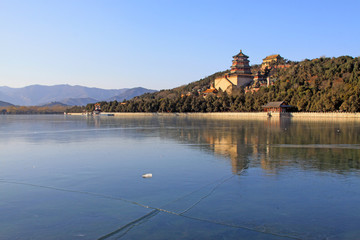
[0,115,360,239]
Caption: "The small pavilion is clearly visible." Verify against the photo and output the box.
[262,101,292,112]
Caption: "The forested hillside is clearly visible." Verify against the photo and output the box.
[77,56,360,113]
[267,56,360,112]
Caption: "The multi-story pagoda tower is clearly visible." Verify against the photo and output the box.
[230,50,252,75]
[214,49,253,93]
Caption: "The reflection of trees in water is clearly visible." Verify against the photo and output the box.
[266,146,360,174]
[2,115,360,174]
[83,116,360,174]
[155,117,360,175]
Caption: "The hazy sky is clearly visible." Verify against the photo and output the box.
[0,0,359,90]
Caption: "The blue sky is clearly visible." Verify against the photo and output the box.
[0,0,359,90]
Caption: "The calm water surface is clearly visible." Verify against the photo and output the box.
[0,115,359,240]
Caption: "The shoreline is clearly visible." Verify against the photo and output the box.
[66,112,360,120]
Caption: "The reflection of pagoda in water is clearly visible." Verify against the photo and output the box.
[204,134,245,174]
[199,118,291,174]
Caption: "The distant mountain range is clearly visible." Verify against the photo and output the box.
[0,85,157,106]
[0,100,14,107]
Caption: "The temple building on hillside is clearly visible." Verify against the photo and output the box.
[214,50,253,94]
[261,54,283,68]
[202,83,218,97]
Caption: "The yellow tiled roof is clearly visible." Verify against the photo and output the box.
[263,54,280,60]
[203,88,218,93]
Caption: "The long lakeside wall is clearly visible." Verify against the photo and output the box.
[111,112,270,119]
[67,112,360,120]
[286,112,360,118]
[282,112,360,122]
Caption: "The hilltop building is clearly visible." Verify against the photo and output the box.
[214,50,253,94]
[262,54,283,67]
[261,54,290,71]
[207,51,287,95]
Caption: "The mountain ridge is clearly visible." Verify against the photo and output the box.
[0,85,157,106]
[0,100,14,107]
